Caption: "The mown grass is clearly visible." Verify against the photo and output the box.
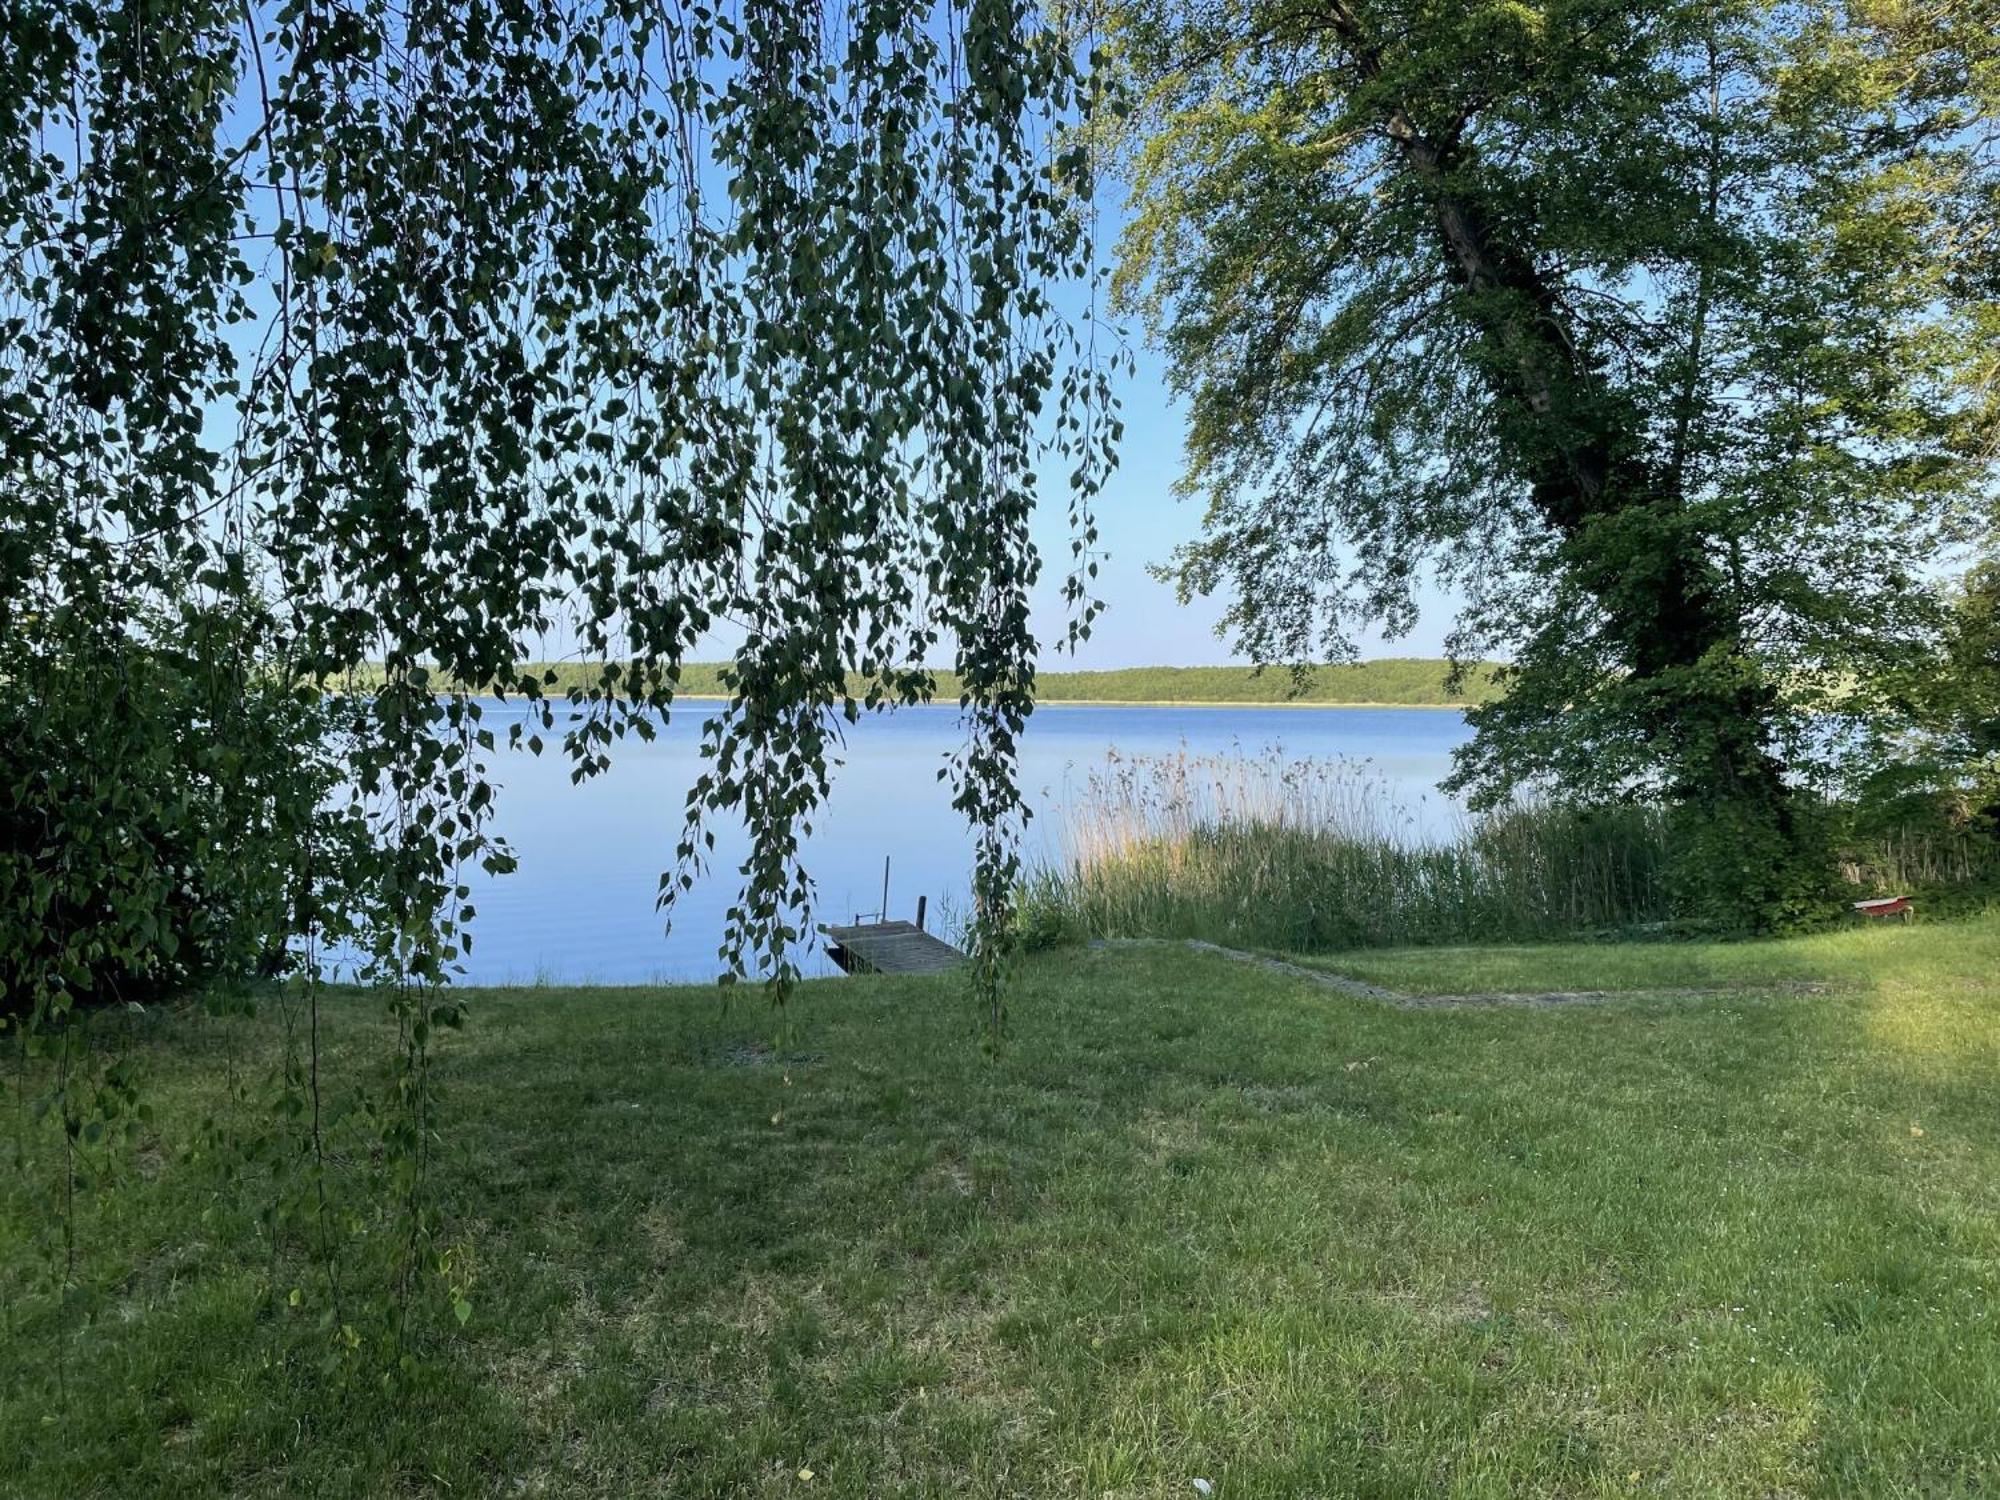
[5,916,2000,1496]
[349,657,1502,708]
[1292,914,1963,996]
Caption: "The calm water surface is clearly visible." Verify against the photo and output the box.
[445,701,1471,984]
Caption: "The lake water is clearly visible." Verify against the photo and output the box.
[447,701,1472,984]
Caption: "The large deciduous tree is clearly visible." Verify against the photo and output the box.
[1111,0,1998,925]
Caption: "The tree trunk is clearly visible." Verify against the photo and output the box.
[1321,5,1825,924]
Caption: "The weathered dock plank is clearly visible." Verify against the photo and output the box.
[823,920,965,976]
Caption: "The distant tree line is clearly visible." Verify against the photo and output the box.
[356,656,1504,706]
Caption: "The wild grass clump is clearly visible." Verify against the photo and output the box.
[1842,823,1989,893]
[1837,817,2000,916]
[1018,750,1671,952]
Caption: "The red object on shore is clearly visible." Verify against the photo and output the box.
[1852,896,1912,920]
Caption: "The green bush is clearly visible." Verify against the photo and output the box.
[1833,792,2000,917]
[0,631,337,1018]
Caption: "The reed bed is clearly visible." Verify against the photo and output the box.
[1018,749,1672,951]
[1839,819,2000,907]
[1848,824,1992,892]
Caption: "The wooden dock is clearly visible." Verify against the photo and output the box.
[822,920,966,976]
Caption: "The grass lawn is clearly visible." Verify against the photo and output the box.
[5,915,1999,1496]
[1288,918,1963,998]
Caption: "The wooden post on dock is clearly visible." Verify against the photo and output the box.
[823,855,961,975]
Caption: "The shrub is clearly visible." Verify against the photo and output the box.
[0,631,337,1018]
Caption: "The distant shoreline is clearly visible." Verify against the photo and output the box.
[531,693,1479,711]
[345,657,1501,711]
[1029,698,1474,710]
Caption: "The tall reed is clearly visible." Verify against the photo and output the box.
[1017,750,1671,951]
[1839,820,2000,906]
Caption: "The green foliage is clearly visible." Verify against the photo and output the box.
[0,628,336,1019]
[1834,814,2000,913]
[3,0,1117,1374]
[1017,750,1672,949]
[1859,562,2000,820]
[1107,0,1999,927]
[1935,564,2000,789]
[1661,788,1838,933]
[1829,561,2000,906]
